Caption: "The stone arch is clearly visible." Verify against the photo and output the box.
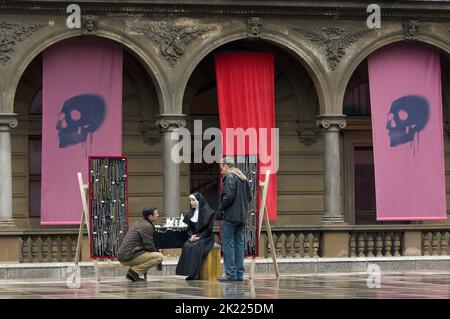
[176,26,331,115]
[338,30,450,115]
[0,83,5,113]
[5,27,170,114]
[181,42,319,120]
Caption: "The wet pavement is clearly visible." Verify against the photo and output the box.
[0,271,449,299]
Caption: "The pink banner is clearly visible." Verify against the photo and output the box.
[368,43,446,220]
[42,38,123,224]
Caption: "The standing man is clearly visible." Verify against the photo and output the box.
[118,207,164,281]
[216,157,251,282]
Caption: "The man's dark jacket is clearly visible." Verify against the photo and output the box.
[217,172,251,225]
[117,218,158,263]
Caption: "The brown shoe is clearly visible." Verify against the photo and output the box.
[127,268,144,281]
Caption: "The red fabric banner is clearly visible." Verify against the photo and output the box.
[42,37,123,224]
[215,52,277,220]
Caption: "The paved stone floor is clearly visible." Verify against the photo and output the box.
[0,271,450,299]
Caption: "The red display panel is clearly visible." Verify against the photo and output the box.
[89,156,128,259]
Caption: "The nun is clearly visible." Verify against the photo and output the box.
[176,192,215,280]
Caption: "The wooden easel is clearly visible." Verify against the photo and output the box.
[249,170,279,279]
[73,172,124,283]
[73,173,91,264]
[69,172,91,287]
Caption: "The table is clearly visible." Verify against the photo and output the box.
[155,226,188,249]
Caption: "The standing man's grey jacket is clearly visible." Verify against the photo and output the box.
[117,218,158,263]
[217,170,251,225]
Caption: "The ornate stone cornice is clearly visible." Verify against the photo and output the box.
[403,20,419,41]
[316,115,347,131]
[0,114,18,130]
[1,2,449,21]
[0,22,44,66]
[128,21,212,66]
[293,27,371,71]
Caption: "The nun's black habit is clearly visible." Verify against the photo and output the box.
[176,192,215,279]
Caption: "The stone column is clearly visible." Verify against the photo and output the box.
[316,115,347,223]
[0,114,18,227]
[157,115,186,218]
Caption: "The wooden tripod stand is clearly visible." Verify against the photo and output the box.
[249,170,279,279]
[74,172,91,268]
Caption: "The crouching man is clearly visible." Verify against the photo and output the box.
[118,207,164,281]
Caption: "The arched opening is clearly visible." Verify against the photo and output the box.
[183,39,321,225]
[12,37,160,228]
[343,42,450,225]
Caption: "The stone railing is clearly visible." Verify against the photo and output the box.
[348,231,403,257]
[5,230,84,263]
[20,233,78,263]
[3,225,450,263]
[422,231,450,256]
[213,227,320,258]
[265,231,320,258]
[347,226,450,257]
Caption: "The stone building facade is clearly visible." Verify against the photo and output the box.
[1,0,450,262]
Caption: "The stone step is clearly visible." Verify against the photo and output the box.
[1,256,450,280]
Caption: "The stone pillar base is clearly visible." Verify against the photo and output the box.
[0,219,17,228]
[321,231,349,257]
[321,216,345,224]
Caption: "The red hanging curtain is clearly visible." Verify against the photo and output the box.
[215,52,277,220]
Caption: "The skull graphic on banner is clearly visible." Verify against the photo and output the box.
[56,94,106,149]
[386,95,429,148]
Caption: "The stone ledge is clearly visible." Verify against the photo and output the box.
[2,257,450,280]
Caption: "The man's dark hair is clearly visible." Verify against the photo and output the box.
[222,156,236,168]
[143,207,157,219]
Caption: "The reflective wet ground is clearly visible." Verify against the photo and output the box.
[0,271,449,299]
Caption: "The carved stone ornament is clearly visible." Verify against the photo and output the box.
[297,122,320,146]
[0,114,18,130]
[82,15,97,35]
[247,17,262,38]
[0,22,43,66]
[293,27,371,71]
[403,20,419,41]
[129,22,211,66]
[140,119,161,145]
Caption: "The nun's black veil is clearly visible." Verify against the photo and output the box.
[184,192,215,229]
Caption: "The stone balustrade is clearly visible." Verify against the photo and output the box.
[348,231,403,257]
[20,234,78,263]
[265,231,320,258]
[422,231,450,256]
[3,226,450,263]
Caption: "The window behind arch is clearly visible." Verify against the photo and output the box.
[344,81,371,116]
[29,89,43,217]
[354,146,376,224]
